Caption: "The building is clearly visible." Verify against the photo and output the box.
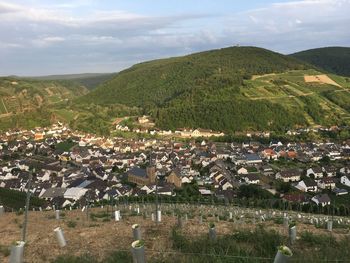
[127,166,156,186]
[275,169,301,182]
[167,169,182,188]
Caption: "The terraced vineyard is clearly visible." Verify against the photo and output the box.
[0,77,88,117]
[242,69,350,127]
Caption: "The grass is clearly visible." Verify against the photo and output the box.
[52,251,132,263]
[168,226,350,263]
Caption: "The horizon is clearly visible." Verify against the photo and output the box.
[1,45,349,78]
[0,0,350,76]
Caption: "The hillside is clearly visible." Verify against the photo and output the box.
[29,73,115,90]
[291,47,350,77]
[0,77,88,130]
[0,206,349,262]
[78,46,350,132]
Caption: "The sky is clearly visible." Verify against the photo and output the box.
[0,0,349,76]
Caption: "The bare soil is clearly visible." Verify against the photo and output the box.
[0,208,348,262]
[304,75,341,87]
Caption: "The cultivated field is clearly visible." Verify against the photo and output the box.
[304,74,341,87]
[0,204,349,262]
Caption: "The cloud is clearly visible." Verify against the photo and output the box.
[0,0,349,75]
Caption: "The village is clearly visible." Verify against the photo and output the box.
[0,123,350,214]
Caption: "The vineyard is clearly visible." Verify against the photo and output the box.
[0,203,349,262]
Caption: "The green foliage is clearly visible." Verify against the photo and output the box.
[291,47,350,77]
[56,139,77,151]
[0,188,45,210]
[238,185,274,199]
[78,46,313,132]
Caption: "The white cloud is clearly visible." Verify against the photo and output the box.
[0,0,349,75]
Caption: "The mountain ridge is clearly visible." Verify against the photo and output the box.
[290,47,350,77]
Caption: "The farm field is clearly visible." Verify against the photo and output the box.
[0,205,349,263]
[242,70,350,127]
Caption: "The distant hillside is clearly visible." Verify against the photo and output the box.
[290,47,350,77]
[0,77,88,130]
[77,46,350,132]
[29,73,115,90]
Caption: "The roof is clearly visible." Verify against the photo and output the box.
[243,174,259,181]
[64,187,88,200]
[283,193,308,202]
[128,167,147,178]
[312,194,331,203]
[303,180,317,187]
[319,177,336,184]
[310,167,323,173]
[41,187,66,198]
[280,169,301,177]
[245,153,262,161]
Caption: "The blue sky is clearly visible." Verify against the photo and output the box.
[0,0,349,75]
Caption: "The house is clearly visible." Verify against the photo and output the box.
[340,175,350,187]
[237,167,248,175]
[275,169,301,182]
[283,193,309,204]
[167,169,182,188]
[311,194,331,207]
[64,187,89,201]
[317,177,336,190]
[245,154,263,165]
[242,174,260,185]
[306,167,323,179]
[323,166,337,177]
[261,149,278,160]
[295,180,318,192]
[40,187,66,200]
[261,165,274,176]
[339,166,350,175]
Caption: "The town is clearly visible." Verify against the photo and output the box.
[1,123,350,216]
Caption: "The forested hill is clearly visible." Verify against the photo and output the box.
[80,46,308,107]
[29,73,115,90]
[290,47,350,77]
[76,46,350,132]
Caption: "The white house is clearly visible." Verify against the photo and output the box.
[237,167,248,175]
[64,187,89,201]
[317,177,336,190]
[295,180,318,192]
[242,174,260,185]
[311,194,331,207]
[306,167,323,179]
[275,169,301,182]
[340,175,350,187]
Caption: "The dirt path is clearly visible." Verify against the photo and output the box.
[1,98,8,114]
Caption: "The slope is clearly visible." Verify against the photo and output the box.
[29,73,115,90]
[290,47,350,77]
[80,46,308,107]
[0,77,88,130]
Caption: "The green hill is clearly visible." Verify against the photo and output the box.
[29,73,115,90]
[0,77,88,131]
[77,46,350,132]
[290,47,350,77]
